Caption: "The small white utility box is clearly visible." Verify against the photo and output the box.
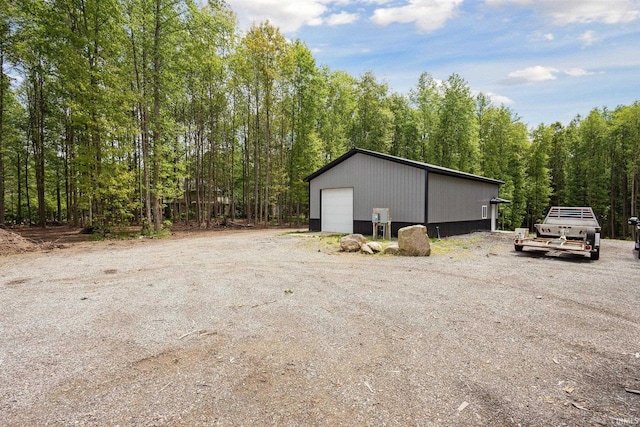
[372,208,391,240]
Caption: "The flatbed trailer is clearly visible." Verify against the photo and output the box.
[514,206,601,260]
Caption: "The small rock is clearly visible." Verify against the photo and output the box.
[361,244,374,255]
[384,244,400,255]
[340,234,366,252]
[367,242,382,252]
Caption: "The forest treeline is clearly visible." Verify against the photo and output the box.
[0,0,639,238]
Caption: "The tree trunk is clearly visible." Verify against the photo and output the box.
[56,166,62,222]
[207,124,214,227]
[243,97,250,221]
[29,73,46,228]
[25,150,32,225]
[230,94,236,221]
[0,49,5,225]
[16,153,22,224]
[264,94,270,228]
[141,108,151,231]
[151,0,163,232]
[253,86,260,225]
[194,128,202,224]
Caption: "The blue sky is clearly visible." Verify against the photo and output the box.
[225,0,640,128]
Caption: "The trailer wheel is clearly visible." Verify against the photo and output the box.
[514,244,523,252]
[585,229,599,260]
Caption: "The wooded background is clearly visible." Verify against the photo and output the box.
[1,0,639,238]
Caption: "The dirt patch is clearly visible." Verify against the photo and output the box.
[0,227,71,255]
[0,228,39,255]
[1,230,639,426]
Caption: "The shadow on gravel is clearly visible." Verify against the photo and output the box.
[514,250,592,263]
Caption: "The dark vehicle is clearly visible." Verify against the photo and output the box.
[629,216,640,259]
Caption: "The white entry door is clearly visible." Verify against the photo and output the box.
[321,188,353,234]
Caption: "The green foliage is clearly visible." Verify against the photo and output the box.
[477,101,527,229]
[431,74,479,173]
[316,68,356,162]
[612,102,640,231]
[389,93,420,160]
[526,124,552,227]
[349,71,393,153]
[0,2,638,238]
[547,123,570,206]
[409,72,441,162]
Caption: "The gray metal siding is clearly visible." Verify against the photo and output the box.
[309,153,425,223]
[427,173,498,223]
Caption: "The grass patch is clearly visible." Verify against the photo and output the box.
[430,236,482,256]
[86,225,172,241]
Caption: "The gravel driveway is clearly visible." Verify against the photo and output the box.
[1,229,639,426]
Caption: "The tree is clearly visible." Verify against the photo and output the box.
[316,67,355,162]
[349,71,393,153]
[53,0,134,228]
[180,0,235,226]
[410,72,441,162]
[431,73,478,172]
[525,124,552,228]
[13,0,58,227]
[236,21,289,225]
[125,0,188,232]
[476,100,527,229]
[0,85,25,223]
[579,109,611,231]
[611,102,640,238]
[0,0,14,225]
[283,40,322,224]
[547,122,570,207]
[388,93,420,160]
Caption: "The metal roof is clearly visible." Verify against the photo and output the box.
[304,148,504,185]
[490,197,511,204]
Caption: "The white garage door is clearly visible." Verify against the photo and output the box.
[321,188,353,234]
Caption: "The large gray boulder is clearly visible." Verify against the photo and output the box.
[398,225,431,256]
[340,234,366,252]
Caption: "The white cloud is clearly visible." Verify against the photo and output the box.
[505,66,559,84]
[503,65,597,85]
[547,0,640,24]
[564,68,596,77]
[227,0,328,33]
[487,92,515,105]
[579,30,598,46]
[371,0,463,33]
[544,33,554,41]
[485,0,640,25]
[326,11,360,26]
